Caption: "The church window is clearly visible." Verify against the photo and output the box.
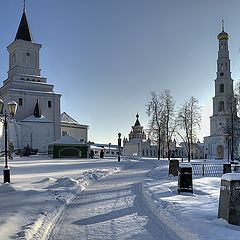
[218,101,225,111]
[62,131,67,136]
[26,52,30,56]
[221,63,224,71]
[220,84,224,93]
[146,150,148,156]
[18,98,23,106]
[150,150,152,156]
[142,149,145,156]
[11,53,16,65]
[220,44,224,49]
[48,101,52,108]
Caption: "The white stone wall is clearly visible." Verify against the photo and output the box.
[61,124,88,143]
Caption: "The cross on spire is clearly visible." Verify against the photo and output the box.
[23,0,26,12]
[222,19,224,32]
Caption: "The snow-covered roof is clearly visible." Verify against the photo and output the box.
[49,135,83,145]
[22,115,53,123]
[61,112,79,124]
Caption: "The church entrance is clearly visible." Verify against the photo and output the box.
[216,145,224,159]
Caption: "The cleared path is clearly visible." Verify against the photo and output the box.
[49,159,180,240]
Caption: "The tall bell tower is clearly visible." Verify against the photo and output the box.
[210,22,234,136]
[204,22,237,159]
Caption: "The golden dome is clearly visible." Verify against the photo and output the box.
[217,31,229,40]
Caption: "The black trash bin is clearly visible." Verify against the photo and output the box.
[223,163,231,174]
[178,163,193,194]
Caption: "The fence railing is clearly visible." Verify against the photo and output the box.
[191,163,225,177]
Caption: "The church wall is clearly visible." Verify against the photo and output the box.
[61,124,88,143]
[0,120,21,153]
[21,121,55,153]
[124,144,140,157]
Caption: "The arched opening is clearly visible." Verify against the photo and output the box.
[216,145,224,159]
[59,147,82,158]
[220,84,224,93]
[218,101,225,111]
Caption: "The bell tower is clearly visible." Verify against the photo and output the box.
[204,22,238,159]
[210,22,234,136]
[0,5,61,152]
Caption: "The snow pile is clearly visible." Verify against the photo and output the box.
[0,163,119,240]
[144,163,240,240]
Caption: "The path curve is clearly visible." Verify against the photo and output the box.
[49,159,180,240]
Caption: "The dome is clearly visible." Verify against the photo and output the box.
[217,31,229,40]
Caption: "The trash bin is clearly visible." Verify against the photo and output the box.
[178,163,193,194]
[169,159,179,177]
[223,163,231,174]
[218,173,240,225]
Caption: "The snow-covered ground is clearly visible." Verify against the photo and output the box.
[0,155,239,239]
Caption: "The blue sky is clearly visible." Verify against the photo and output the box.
[1,0,240,144]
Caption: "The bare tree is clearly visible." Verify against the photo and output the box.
[146,90,175,160]
[177,96,201,162]
[224,92,240,161]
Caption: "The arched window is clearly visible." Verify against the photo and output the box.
[221,63,224,71]
[220,84,224,93]
[218,101,225,111]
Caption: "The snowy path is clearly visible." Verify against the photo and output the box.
[49,159,180,240]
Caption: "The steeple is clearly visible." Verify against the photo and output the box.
[134,113,140,126]
[15,5,33,42]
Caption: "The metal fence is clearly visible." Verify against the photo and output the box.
[191,163,224,177]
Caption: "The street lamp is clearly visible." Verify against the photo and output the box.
[0,99,18,183]
[118,133,121,162]
[224,133,230,163]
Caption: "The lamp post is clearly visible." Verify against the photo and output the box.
[118,133,121,162]
[224,133,230,163]
[230,135,233,162]
[0,99,18,183]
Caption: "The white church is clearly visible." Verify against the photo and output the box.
[204,25,239,160]
[0,8,88,153]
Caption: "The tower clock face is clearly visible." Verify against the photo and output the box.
[220,72,224,76]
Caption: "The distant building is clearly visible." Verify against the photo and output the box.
[204,25,239,159]
[179,141,204,159]
[123,114,166,158]
[61,112,88,144]
[90,143,119,158]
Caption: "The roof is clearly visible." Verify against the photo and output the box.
[217,31,229,40]
[15,11,33,42]
[49,135,83,145]
[61,112,79,124]
[134,113,141,126]
[22,115,52,123]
